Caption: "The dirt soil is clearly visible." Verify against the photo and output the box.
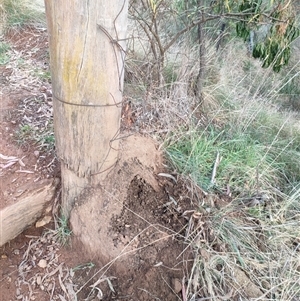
[0,27,58,211]
[70,134,202,300]
[0,26,201,301]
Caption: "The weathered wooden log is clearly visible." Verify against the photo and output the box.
[0,178,59,246]
[45,1,128,216]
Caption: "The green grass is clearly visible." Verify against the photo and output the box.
[15,124,34,143]
[1,0,45,30]
[15,122,55,152]
[163,37,300,299]
[0,41,10,64]
[165,41,300,197]
[54,215,72,247]
[32,68,51,82]
[163,62,179,84]
[72,262,95,272]
[166,117,300,197]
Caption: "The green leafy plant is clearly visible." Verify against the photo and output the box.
[15,124,33,145]
[235,0,299,72]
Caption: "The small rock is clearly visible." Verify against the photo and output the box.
[13,249,20,255]
[36,216,52,228]
[34,150,40,157]
[38,259,47,268]
[233,267,262,298]
[262,280,270,290]
[205,207,211,213]
[173,278,182,293]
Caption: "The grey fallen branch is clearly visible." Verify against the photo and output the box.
[210,151,221,186]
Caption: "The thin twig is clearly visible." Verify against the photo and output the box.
[210,151,220,186]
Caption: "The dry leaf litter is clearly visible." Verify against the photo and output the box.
[15,231,78,301]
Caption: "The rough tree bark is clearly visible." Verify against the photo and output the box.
[45,0,128,216]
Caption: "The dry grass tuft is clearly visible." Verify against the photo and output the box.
[0,0,45,33]
[125,19,300,298]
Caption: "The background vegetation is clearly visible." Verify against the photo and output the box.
[127,1,300,299]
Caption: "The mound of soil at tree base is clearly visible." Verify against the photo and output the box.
[70,134,200,300]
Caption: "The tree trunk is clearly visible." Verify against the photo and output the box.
[45,0,128,216]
